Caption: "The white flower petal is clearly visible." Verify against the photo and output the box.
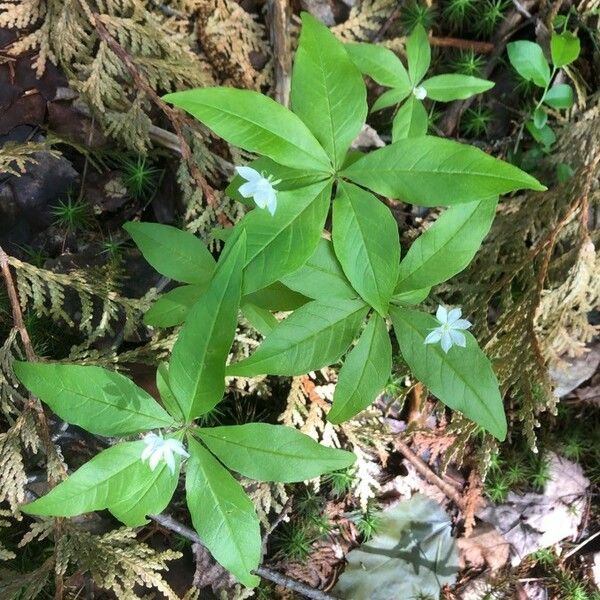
[238,180,259,199]
[413,86,427,100]
[424,329,443,344]
[440,332,453,353]
[235,166,262,182]
[141,445,155,461]
[253,188,271,209]
[449,329,466,347]
[165,439,189,457]
[148,449,162,471]
[436,305,448,324]
[163,450,176,474]
[446,307,462,324]
[265,189,277,216]
[452,318,472,330]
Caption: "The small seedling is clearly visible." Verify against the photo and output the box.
[507,29,580,153]
[119,155,163,199]
[462,105,494,137]
[475,0,509,37]
[449,49,486,77]
[51,194,91,232]
[347,25,494,141]
[400,1,437,32]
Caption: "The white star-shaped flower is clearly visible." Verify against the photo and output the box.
[141,432,189,474]
[424,305,472,353]
[235,166,281,216]
[412,85,427,100]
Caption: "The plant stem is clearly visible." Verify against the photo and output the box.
[150,513,339,599]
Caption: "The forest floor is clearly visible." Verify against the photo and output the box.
[1,0,600,599]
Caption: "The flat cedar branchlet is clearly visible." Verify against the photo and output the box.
[13,14,547,588]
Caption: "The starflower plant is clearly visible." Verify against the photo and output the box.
[345,24,495,140]
[14,12,548,590]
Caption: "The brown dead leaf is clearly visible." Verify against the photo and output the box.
[458,523,510,573]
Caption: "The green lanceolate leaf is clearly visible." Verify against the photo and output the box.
[406,25,431,85]
[507,41,550,87]
[345,42,411,90]
[196,423,355,482]
[544,84,574,109]
[328,312,392,423]
[550,32,580,68]
[186,437,261,588]
[372,87,412,112]
[163,87,331,172]
[144,284,206,328]
[241,302,279,336]
[291,12,367,169]
[333,182,400,315]
[281,238,357,300]
[396,198,498,292]
[533,107,548,129]
[243,281,309,311]
[391,95,428,141]
[342,136,546,206]
[239,181,332,294]
[13,362,176,436]
[169,233,246,421]
[22,441,180,527]
[156,362,183,421]
[422,74,494,101]
[390,307,506,440]
[226,156,329,206]
[391,287,430,305]
[227,297,369,376]
[124,222,215,286]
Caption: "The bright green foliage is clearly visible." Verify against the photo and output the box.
[291,13,367,169]
[342,136,545,206]
[507,32,580,152]
[281,238,357,301]
[333,182,400,315]
[14,12,551,589]
[396,198,498,292]
[13,362,176,435]
[348,25,493,141]
[235,181,332,294]
[196,423,356,482]
[391,95,429,139]
[551,31,580,68]
[227,298,369,376]
[185,437,261,588]
[124,222,215,286]
[163,87,331,172]
[168,232,246,420]
[390,308,507,440]
[143,284,206,327]
[474,0,509,37]
[22,441,180,527]
[328,313,392,423]
[508,41,551,87]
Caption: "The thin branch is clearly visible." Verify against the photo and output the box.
[150,514,339,600]
[267,0,292,107]
[394,438,465,510]
[86,7,217,208]
[429,36,494,54]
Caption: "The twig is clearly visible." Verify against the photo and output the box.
[512,0,533,18]
[394,438,465,510]
[429,36,494,54]
[150,514,339,599]
[85,6,217,208]
[267,0,292,107]
[563,529,600,559]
